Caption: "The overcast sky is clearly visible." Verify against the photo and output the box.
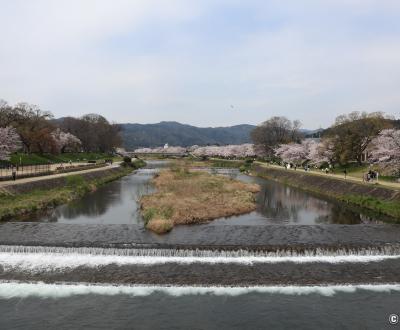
[1,1,400,128]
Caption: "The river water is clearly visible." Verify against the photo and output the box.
[17,160,384,225]
[1,160,399,329]
[0,285,399,330]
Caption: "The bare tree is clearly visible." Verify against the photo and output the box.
[251,116,302,157]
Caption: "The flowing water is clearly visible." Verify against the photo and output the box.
[1,160,399,329]
[13,162,385,225]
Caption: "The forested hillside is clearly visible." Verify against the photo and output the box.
[120,121,255,149]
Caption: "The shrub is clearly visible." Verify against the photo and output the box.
[146,218,174,234]
[123,156,132,163]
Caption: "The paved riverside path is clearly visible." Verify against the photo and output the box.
[256,162,400,191]
[0,163,121,189]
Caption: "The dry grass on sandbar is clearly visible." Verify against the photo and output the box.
[141,166,260,234]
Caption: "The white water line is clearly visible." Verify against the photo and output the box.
[0,281,400,298]
[0,252,399,273]
[1,245,400,257]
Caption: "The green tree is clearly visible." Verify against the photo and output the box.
[324,111,391,165]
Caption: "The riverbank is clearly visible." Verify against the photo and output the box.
[252,164,400,221]
[0,161,145,221]
[141,166,260,234]
[4,152,120,166]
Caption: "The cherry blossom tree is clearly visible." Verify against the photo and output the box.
[308,139,335,166]
[134,146,187,154]
[0,126,21,160]
[192,144,256,158]
[274,142,308,165]
[274,139,333,166]
[370,129,400,175]
[51,129,82,153]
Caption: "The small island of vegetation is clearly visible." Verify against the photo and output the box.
[140,164,260,234]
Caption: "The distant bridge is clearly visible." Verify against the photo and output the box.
[128,152,189,158]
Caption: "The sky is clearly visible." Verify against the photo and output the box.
[1,0,400,129]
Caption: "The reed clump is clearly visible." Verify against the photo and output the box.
[141,166,260,234]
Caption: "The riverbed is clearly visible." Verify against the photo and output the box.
[1,160,399,329]
[14,160,386,225]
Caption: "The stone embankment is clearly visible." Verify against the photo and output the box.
[252,164,400,219]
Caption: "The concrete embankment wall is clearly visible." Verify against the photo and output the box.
[2,167,127,195]
[252,165,400,202]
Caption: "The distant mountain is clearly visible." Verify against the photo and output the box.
[120,121,256,150]
[301,128,324,138]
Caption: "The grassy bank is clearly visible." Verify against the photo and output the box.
[3,152,120,166]
[0,164,144,221]
[253,165,400,221]
[340,195,400,219]
[140,166,260,234]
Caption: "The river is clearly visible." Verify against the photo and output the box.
[0,160,399,329]
[16,160,385,225]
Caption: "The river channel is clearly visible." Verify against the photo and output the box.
[14,160,385,225]
[0,160,399,329]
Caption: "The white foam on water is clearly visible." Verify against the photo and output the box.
[0,253,399,273]
[2,245,400,258]
[0,282,399,299]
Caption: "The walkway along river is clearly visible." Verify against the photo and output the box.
[0,160,399,329]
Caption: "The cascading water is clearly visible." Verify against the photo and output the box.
[1,282,400,299]
[2,244,400,257]
[0,244,400,278]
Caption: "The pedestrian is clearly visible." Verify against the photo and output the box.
[376,171,379,182]
[12,166,17,181]
[343,169,347,179]
[294,165,297,171]
[325,168,329,174]
[368,170,373,182]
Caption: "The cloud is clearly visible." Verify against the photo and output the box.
[0,0,399,128]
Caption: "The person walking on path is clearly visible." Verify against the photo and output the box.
[12,166,17,181]
[343,169,347,179]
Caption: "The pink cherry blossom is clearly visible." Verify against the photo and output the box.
[0,126,21,160]
[51,129,82,153]
[370,129,400,175]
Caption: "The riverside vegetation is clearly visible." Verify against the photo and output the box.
[140,164,260,234]
[0,159,146,221]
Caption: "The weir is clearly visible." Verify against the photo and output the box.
[1,223,400,250]
[2,245,400,257]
